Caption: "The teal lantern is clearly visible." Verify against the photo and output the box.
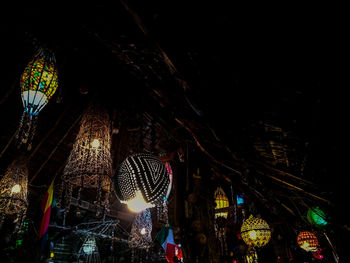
[307,207,328,227]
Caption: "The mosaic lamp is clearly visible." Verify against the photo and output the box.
[241,215,271,247]
[214,187,229,219]
[114,153,170,213]
[297,231,319,252]
[307,207,328,228]
[17,48,58,147]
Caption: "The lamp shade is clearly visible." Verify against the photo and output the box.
[307,207,328,227]
[297,231,319,252]
[20,48,58,116]
[241,215,271,247]
[114,153,170,213]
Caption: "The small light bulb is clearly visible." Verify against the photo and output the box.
[11,184,21,193]
[140,228,146,235]
[91,139,100,148]
[248,230,257,240]
[126,191,154,213]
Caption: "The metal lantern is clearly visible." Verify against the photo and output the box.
[307,207,328,227]
[0,159,28,231]
[128,209,153,249]
[63,104,113,210]
[17,48,58,147]
[214,187,229,219]
[297,231,319,252]
[114,153,170,213]
[241,215,271,247]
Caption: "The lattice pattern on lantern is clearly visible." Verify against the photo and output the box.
[214,187,229,219]
[114,153,170,213]
[297,231,319,252]
[79,235,101,262]
[17,48,58,147]
[0,159,28,232]
[128,209,153,249]
[241,215,271,247]
[63,104,112,190]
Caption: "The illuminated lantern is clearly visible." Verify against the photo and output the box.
[241,215,271,247]
[0,159,28,232]
[114,153,170,213]
[62,104,112,211]
[307,207,328,227]
[17,48,58,147]
[297,231,319,252]
[214,187,229,219]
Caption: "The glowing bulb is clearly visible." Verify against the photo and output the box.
[126,190,154,213]
[91,139,100,148]
[50,252,54,258]
[11,184,21,193]
[140,228,146,235]
[248,230,257,240]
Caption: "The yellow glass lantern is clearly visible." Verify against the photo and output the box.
[214,187,229,218]
[241,215,271,247]
[297,231,319,252]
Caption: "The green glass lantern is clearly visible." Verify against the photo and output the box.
[307,207,328,227]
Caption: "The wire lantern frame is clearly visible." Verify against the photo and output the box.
[241,215,271,248]
[0,158,28,232]
[62,103,113,212]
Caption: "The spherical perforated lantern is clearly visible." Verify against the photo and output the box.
[307,207,328,227]
[297,231,319,252]
[114,153,170,213]
[241,215,271,247]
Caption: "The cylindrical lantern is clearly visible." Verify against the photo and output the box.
[297,231,319,252]
[241,215,271,247]
[307,207,328,227]
[114,153,170,213]
[17,48,58,147]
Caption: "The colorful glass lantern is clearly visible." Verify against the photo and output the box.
[214,187,230,219]
[17,48,58,147]
[0,159,28,232]
[297,231,319,252]
[236,194,244,206]
[241,215,271,247]
[307,207,328,227]
[114,153,170,213]
[62,104,112,211]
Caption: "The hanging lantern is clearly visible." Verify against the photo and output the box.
[17,48,58,147]
[79,236,101,262]
[307,207,328,227]
[241,215,271,247]
[128,209,153,249]
[214,187,229,219]
[0,159,28,231]
[63,104,113,210]
[114,153,170,213]
[297,231,319,252]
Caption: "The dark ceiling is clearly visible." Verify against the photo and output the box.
[0,0,348,245]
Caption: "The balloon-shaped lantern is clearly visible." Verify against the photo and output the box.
[307,207,328,227]
[241,215,271,247]
[17,48,58,148]
[114,153,170,213]
[297,231,319,252]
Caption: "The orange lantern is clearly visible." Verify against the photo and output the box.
[297,231,319,252]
